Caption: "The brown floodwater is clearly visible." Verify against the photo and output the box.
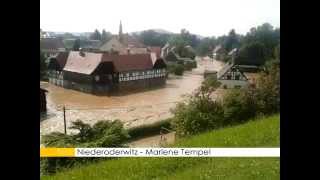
[40,58,224,137]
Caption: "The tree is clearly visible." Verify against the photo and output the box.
[235,42,266,65]
[171,76,223,137]
[90,29,102,40]
[224,29,240,52]
[101,29,112,43]
[196,37,217,56]
[73,39,81,51]
[138,30,171,47]
[242,23,279,60]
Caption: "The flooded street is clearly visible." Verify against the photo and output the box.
[40,58,224,137]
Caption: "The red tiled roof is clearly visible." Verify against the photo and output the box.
[63,51,103,75]
[63,51,155,74]
[102,53,153,72]
[148,46,161,58]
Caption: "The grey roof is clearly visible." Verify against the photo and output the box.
[213,45,222,53]
[228,48,238,56]
[217,62,234,79]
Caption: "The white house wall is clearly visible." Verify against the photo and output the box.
[218,79,248,89]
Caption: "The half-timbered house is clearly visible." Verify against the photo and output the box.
[217,62,248,89]
[61,51,167,94]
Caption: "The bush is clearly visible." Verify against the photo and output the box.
[222,89,257,125]
[183,61,197,71]
[127,120,171,139]
[171,76,223,137]
[41,120,129,175]
[255,59,280,114]
[167,64,184,76]
[172,64,184,75]
[171,99,224,137]
[222,58,279,123]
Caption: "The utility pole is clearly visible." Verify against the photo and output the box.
[63,105,67,134]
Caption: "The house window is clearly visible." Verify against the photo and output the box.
[227,75,231,80]
[235,75,240,80]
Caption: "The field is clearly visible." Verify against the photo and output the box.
[42,114,280,180]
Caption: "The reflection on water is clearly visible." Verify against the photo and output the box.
[40,59,224,136]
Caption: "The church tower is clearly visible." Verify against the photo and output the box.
[119,20,123,43]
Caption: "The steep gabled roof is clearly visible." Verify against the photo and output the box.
[148,46,162,58]
[213,45,222,53]
[63,51,103,75]
[99,34,145,52]
[217,62,248,80]
[228,48,238,56]
[217,62,234,79]
[48,51,70,70]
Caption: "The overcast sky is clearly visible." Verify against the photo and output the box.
[40,0,280,37]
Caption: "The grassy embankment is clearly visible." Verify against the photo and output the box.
[42,114,280,180]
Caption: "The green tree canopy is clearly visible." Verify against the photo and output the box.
[235,42,266,65]
[101,29,112,43]
[73,39,81,51]
[138,30,171,47]
[90,29,102,40]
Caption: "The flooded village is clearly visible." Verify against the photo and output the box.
[40,22,257,146]
[40,58,224,138]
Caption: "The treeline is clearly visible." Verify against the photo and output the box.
[135,23,280,66]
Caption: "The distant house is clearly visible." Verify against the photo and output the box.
[161,43,195,65]
[217,62,248,89]
[228,48,238,57]
[212,45,226,59]
[99,21,147,55]
[40,38,66,58]
[58,51,167,94]
[40,88,48,113]
[160,43,170,58]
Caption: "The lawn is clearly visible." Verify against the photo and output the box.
[42,114,280,180]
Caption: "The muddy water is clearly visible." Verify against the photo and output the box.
[40,58,224,137]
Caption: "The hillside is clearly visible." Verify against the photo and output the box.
[42,114,280,180]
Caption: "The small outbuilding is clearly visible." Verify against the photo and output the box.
[40,88,48,113]
[217,62,249,89]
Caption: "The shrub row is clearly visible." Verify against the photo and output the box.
[41,119,173,175]
[171,59,279,137]
[41,120,129,175]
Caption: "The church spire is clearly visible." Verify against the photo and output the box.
[119,20,123,42]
